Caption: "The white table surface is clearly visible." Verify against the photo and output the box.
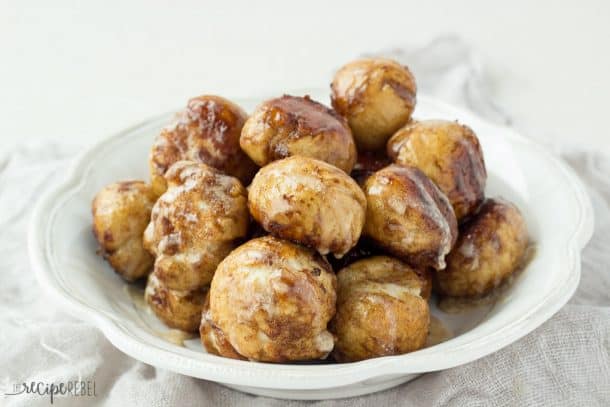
[1,0,609,154]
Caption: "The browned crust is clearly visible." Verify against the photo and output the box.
[331,256,429,362]
[387,120,487,220]
[363,165,458,270]
[145,274,207,333]
[208,236,337,362]
[437,198,529,297]
[331,60,416,115]
[330,58,417,151]
[240,95,357,173]
[247,156,366,258]
[143,161,249,291]
[149,95,258,195]
[199,293,245,360]
[91,180,156,281]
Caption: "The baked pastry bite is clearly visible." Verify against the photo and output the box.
[149,95,257,196]
[387,119,487,220]
[363,164,458,270]
[331,58,416,151]
[145,273,206,333]
[436,198,529,298]
[331,256,430,362]
[92,180,156,281]
[143,161,249,291]
[240,95,357,173]
[208,236,337,362]
[248,156,366,258]
[327,238,433,300]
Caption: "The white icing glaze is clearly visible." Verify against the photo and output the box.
[183,213,198,223]
[257,330,271,344]
[352,281,421,301]
[314,331,334,353]
[406,170,453,268]
[265,164,325,193]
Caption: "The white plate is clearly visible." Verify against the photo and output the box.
[28,91,594,400]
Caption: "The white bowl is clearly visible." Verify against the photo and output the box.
[28,91,594,400]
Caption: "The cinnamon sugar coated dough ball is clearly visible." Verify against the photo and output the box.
[363,165,458,270]
[143,161,249,291]
[387,120,487,220]
[437,198,529,298]
[92,181,156,281]
[331,58,416,151]
[145,273,206,333]
[199,292,245,360]
[240,95,357,173]
[327,239,433,301]
[149,95,257,196]
[208,236,337,362]
[248,156,367,258]
[331,256,430,362]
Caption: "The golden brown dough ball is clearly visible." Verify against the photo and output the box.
[331,58,416,151]
[331,256,430,362]
[363,165,458,270]
[436,198,529,298]
[143,161,249,291]
[145,273,206,332]
[240,95,357,173]
[387,120,487,220]
[248,156,366,258]
[92,181,156,281]
[208,236,337,362]
[326,239,431,301]
[149,95,258,196]
[199,292,245,360]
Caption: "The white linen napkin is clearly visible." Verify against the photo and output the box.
[1,36,609,406]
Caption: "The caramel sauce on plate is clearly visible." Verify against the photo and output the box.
[425,316,453,347]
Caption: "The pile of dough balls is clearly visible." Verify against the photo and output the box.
[92,58,530,363]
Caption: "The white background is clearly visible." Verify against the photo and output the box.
[1,0,609,153]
